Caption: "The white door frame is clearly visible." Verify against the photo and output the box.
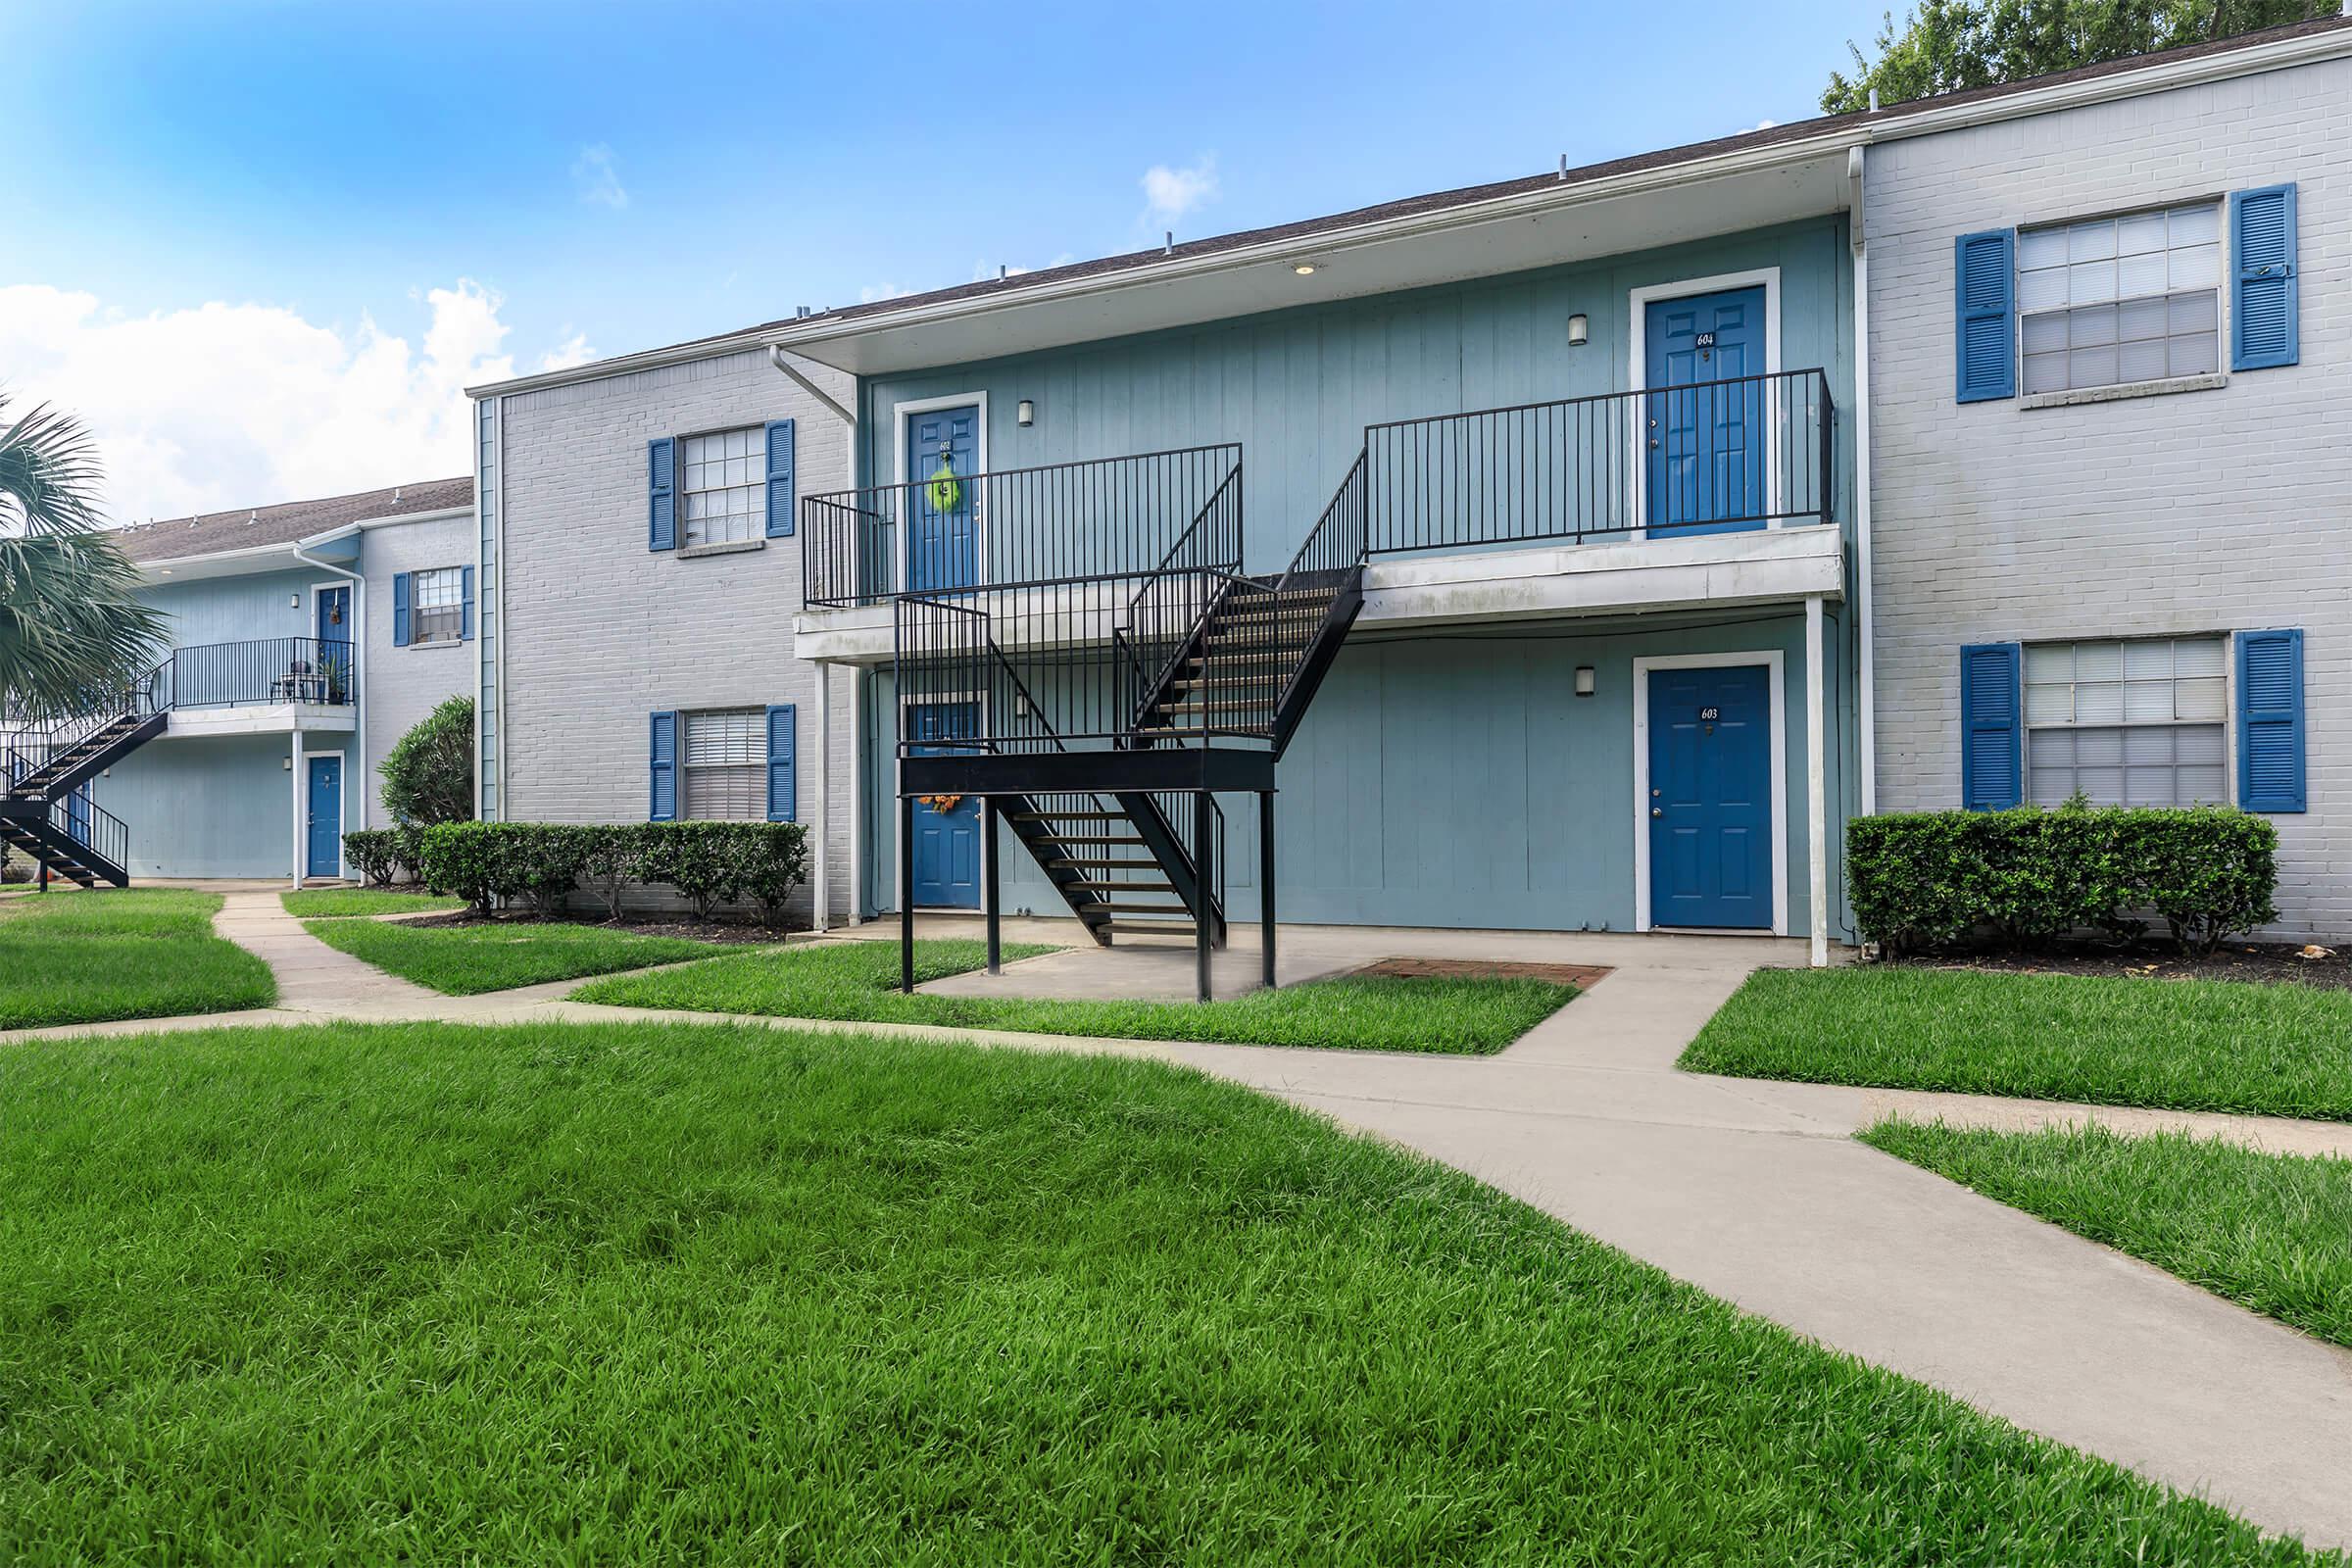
[1626,267,1785,541]
[303,747,348,880]
[1631,650,1788,936]
[891,392,991,595]
[893,687,993,917]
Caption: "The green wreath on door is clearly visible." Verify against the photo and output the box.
[925,457,962,513]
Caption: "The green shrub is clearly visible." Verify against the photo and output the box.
[380,696,474,829]
[340,829,402,888]
[389,823,426,884]
[1849,806,2278,957]
[416,820,809,924]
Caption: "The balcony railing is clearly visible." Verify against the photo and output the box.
[1363,368,1834,554]
[156,638,357,710]
[805,444,1245,611]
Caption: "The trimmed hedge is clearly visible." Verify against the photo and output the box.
[416,820,809,926]
[342,827,430,889]
[1848,806,2278,957]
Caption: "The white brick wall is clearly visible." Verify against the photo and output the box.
[494,348,858,921]
[1867,54,2352,936]
[360,512,475,827]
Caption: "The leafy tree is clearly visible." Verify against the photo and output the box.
[0,392,169,716]
[1824,0,2331,113]
[380,695,476,827]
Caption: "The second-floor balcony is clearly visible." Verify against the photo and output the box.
[148,636,359,737]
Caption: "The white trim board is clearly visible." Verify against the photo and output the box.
[1631,650,1790,937]
[890,391,991,596]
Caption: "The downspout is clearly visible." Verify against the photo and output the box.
[292,538,367,845]
[769,344,859,928]
[1847,142,1878,817]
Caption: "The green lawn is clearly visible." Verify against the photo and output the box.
[302,916,742,995]
[573,938,1577,1054]
[0,1022,2325,1565]
[1866,1119,2352,1350]
[1682,966,2352,1120]
[0,889,274,1029]
[280,888,463,918]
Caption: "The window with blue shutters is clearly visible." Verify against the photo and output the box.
[1954,229,2016,403]
[766,704,797,820]
[764,419,796,538]
[1960,643,2023,809]
[2230,184,2299,371]
[649,710,679,820]
[2236,629,2305,812]
[391,572,412,647]
[648,437,676,551]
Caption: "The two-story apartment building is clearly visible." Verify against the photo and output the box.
[466,13,2350,966]
[1,478,476,885]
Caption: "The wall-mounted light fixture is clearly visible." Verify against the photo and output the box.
[290,593,301,609]
[1016,399,1035,427]
[282,756,293,770]
[1567,314,1590,346]
[1574,665,1596,697]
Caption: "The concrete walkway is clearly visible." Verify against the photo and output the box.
[11,892,2352,1549]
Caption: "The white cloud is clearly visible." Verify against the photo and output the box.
[0,279,589,523]
[572,143,628,209]
[1140,157,1219,228]
[859,282,916,304]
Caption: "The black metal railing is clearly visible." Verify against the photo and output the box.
[161,637,356,710]
[806,444,1244,609]
[54,793,128,873]
[1364,368,1834,554]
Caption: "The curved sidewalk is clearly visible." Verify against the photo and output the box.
[10,892,2352,1551]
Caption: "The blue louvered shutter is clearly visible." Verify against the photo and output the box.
[2236,629,2305,812]
[764,419,796,538]
[648,437,677,551]
[1960,643,2023,809]
[649,710,679,821]
[1954,230,2016,403]
[391,572,413,647]
[460,565,475,641]
[765,704,797,821]
[2230,184,2299,371]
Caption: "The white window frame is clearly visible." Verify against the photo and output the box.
[1625,268,1787,543]
[1631,649,1788,937]
[678,707,770,822]
[890,391,990,593]
[2014,196,2230,398]
[409,565,467,648]
[2020,633,2235,808]
[676,423,769,549]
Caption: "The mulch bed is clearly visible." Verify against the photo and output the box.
[403,911,798,946]
[1354,957,1611,990]
[1892,941,2352,991]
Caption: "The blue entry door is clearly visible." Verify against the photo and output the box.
[315,585,353,702]
[906,405,980,591]
[1644,286,1768,535]
[1647,664,1773,929]
[305,755,343,878]
[906,702,981,908]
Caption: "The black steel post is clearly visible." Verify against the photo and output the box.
[1194,790,1212,1003]
[982,794,1002,975]
[1258,788,1276,991]
[900,791,916,994]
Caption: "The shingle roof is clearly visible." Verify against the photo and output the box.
[591,12,2352,368]
[114,475,473,564]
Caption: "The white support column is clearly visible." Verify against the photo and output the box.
[847,666,865,924]
[289,730,306,891]
[812,662,832,933]
[1805,594,1829,968]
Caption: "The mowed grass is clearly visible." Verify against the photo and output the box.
[1682,966,2352,1119]
[0,889,273,1029]
[0,1022,2328,1565]
[573,938,1576,1053]
[302,917,741,995]
[280,888,462,918]
[1865,1118,2352,1350]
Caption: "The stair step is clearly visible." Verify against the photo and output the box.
[1098,920,1200,938]
[1012,810,1126,822]
[1059,879,1177,894]
[1047,858,1161,869]
[1090,901,1192,914]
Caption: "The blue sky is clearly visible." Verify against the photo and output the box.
[4,0,1888,519]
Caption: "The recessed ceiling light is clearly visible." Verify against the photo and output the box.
[1293,263,1318,276]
